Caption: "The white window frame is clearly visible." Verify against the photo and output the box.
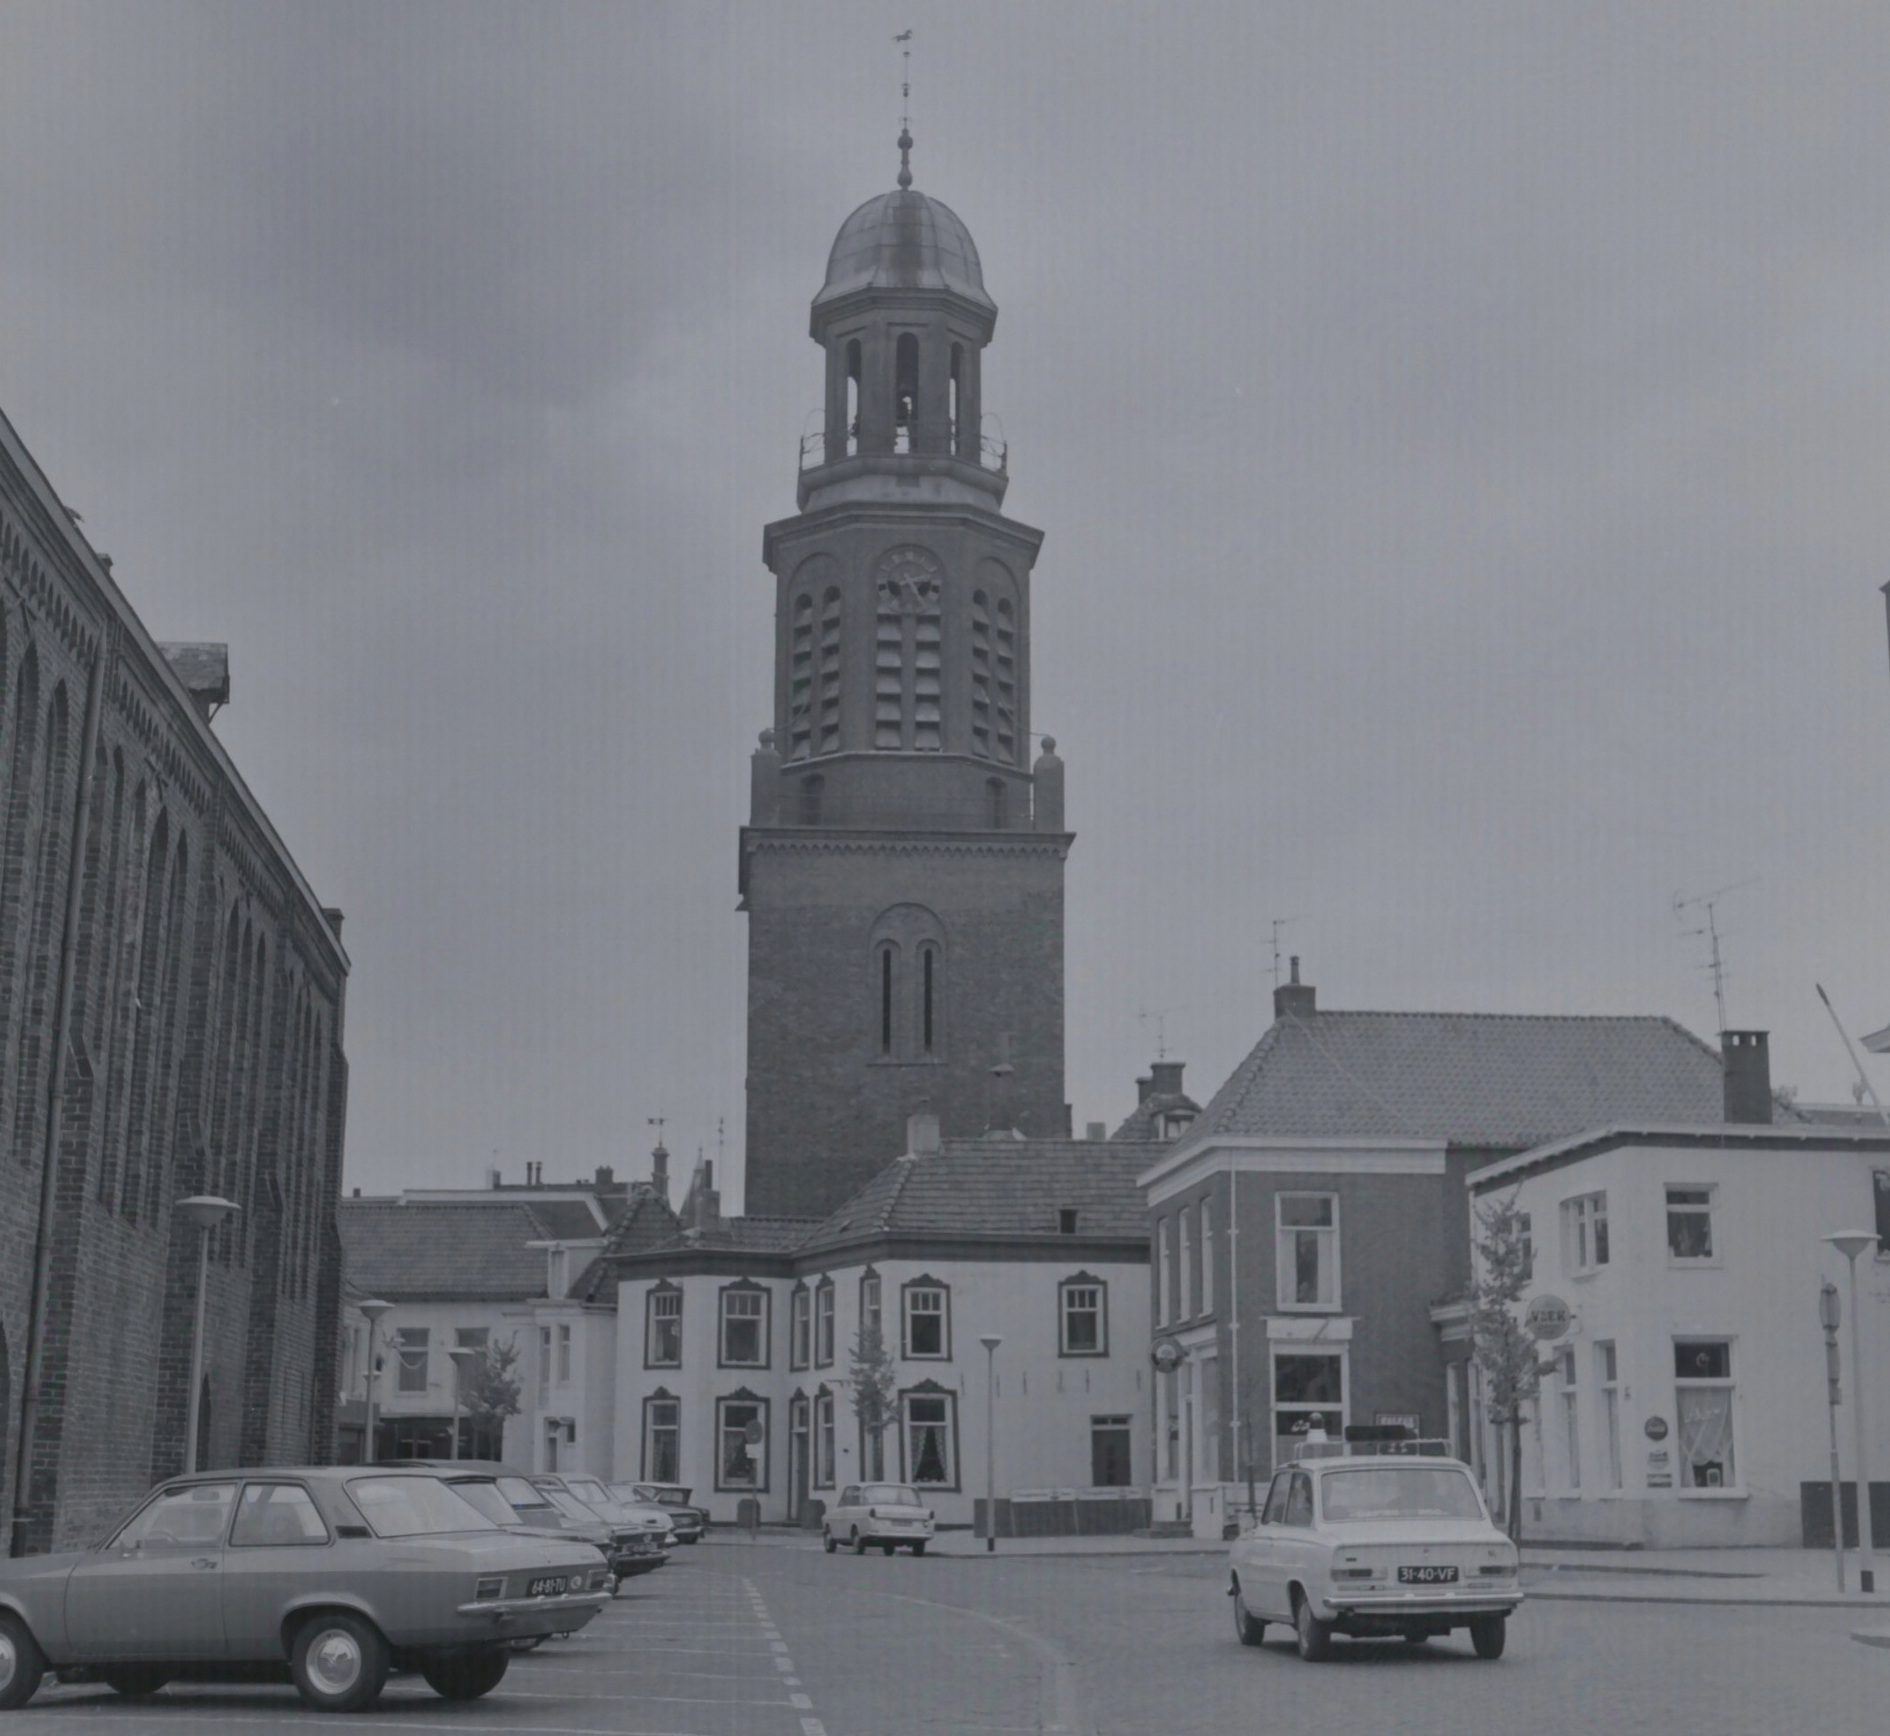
[1595,1340,1622,1491]
[790,1287,811,1370]
[719,1287,769,1369]
[815,1280,835,1367]
[1673,1338,1739,1494]
[555,1323,571,1385]
[900,1387,958,1489]
[902,1282,950,1360]
[1665,1183,1717,1264]
[1275,1193,1340,1312]
[1200,1197,1214,1315]
[1557,1345,1580,1493]
[643,1394,680,1482]
[1156,1218,1172,1327]
[814,1389,836,1488]
[1058,1276,1107,1356]
[1178,1209,1194,1322]
[646,1287,682,1367]
[1560,1191,1610,1276]
[395,1327,429,1394]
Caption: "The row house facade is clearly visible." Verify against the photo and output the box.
[1,401,348,1554]
[591,1124,1153,1532]
[1137,964,1731,1538]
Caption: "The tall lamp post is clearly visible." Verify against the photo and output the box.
[980,1334,1002,1554]
[175,1195,238,1475]
[1826,1232,1878,1593]
[448,1345,480,1461]
[359,1299,394,1465]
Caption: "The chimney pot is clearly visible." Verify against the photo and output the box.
[1150,1060,1185,1097]
[1136,1075,1153,1104]
[1085,1120,1107,1141]
[1721,1030,1773,1124]
[1273,957,1316,1021]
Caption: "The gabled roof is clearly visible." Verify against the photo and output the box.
[521,1199,608,1241]
[1190,1010,1725,1150]
[337,1199,551,1301]
[570,1190,685,1300]
[797,1139,1147,1255]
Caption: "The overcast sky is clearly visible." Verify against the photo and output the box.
[4,2,1889,1210]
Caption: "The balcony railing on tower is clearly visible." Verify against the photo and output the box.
[799,420,1007,475]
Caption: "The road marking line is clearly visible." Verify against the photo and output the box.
[790,1691,814,1708]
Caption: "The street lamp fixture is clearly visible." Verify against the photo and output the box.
[980,1334,1002,1554]
[359,1299,394,1465]
[447,1345,481,1461]
[1826,1232,1879,1593]
[174,1195,239,1475]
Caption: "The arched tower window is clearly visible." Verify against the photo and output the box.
[969,591,992,760]
[787,593,815,761]
[817,588,842,755]
[994,598,1018,764]
[949,344,963,450]
[869,905,947,1062]
[894,333,919,452]
[874,547,943,752]
[846,340,862,454]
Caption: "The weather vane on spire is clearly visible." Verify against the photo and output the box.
[895,29,914,188]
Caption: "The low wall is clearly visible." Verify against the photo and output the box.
[974,1492,1152,1538]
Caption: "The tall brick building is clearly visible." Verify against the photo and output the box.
[741,144,1071,1218]
[0,404,348,1553]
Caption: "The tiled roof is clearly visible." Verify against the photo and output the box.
[1190,1011,1725,1149]
[522,1199,608,1241]
[337,1199,550,1301]
[571,1191,684,1299]
[798,1138,1147,1253]
[1109,1091,1202,1143]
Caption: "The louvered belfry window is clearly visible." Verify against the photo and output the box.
[874,547,943,751]
[787,591,815,760]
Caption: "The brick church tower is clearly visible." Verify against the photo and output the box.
[740,139,1070,1219]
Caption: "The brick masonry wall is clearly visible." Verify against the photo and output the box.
[1,418,348,1553]
[743,832,1067,1218]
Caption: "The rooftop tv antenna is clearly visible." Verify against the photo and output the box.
[1137,1006,1185,1061]
[1672,880,1756,1034]
[646,1115,666,1146]
[1268,917,1299,986]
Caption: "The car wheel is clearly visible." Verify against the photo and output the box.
[1469,1614,1507,1659]
[0,1613,48,1712]
[510,1635,545,1653]
[822,1528,837,1554]
[1231,1579,1266,1647]
[882,1541,896,1556]
[421,1647,510,1701]
[1403,1631,1430,1645]
[290,1610,390,1712]
[851,1528,866,1555]
[101,1666,171,1697]
[1293,1593,1333,1662]
[910,1541,926,1557]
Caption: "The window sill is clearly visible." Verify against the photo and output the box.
[1567,1268,1604,1281]
[1675,1487,1748,1500]
[1274,1303,1344,1315]
[1666,1259,1721,1270]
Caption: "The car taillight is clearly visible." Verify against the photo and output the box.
[473,1576,504,1602]
[1331,1566,1375,1580]
[1478,1563,1515,1577]
[589,1567,612,1590]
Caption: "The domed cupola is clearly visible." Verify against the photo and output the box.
[799,131,1006,511]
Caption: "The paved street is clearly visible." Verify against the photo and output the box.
[8,1539,1889,1734]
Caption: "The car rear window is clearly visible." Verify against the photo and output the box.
[861,1484,921,1505]
[348,1476,498,1537]
[496,1475,552,1510]
[445,1480,524,1526]
[1319,1466,1485,1522]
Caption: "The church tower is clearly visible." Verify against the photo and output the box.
[741,138,1070,1219]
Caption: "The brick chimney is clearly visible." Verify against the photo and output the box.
[1150,1060,1186,1098]
[1721,1030,1772,1125]
[1274,957,1315,1021]
[649,1141,670,1208]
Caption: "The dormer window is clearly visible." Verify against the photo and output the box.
[1059,1208,1078,1235]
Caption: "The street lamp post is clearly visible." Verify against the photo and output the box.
[359,1299,394,1465]
[980,1334,1002,1554]
[1826,1232,1878,1593]
[174,1195,239,1475]
[1821,1281,1847,1593]
[448,1345,481,1461]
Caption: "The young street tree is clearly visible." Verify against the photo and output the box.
[1469,1190,1542,1542]
[458,1337,523,1459]
[847,1324,897,1482]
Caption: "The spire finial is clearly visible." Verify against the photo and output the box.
[895,29,914,188]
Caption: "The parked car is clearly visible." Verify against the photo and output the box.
[403,1460,618,1558]
[822,1483,935,1556]
[545,1475,675,1573]
[615,1483,708,1544]
[1227,1449,1522,1660]
[531,1479,670,1579]
[0,1467,610,1713]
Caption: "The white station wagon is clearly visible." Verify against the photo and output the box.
[1228,1448,1522,1660]
[822,1484,934,1556]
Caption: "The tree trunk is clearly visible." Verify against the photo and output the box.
[1507,1417,1524,1544]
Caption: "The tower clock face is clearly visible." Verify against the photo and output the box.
[876,545,941,613]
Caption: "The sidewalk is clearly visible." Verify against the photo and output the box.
[704,1525,1890,1609]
